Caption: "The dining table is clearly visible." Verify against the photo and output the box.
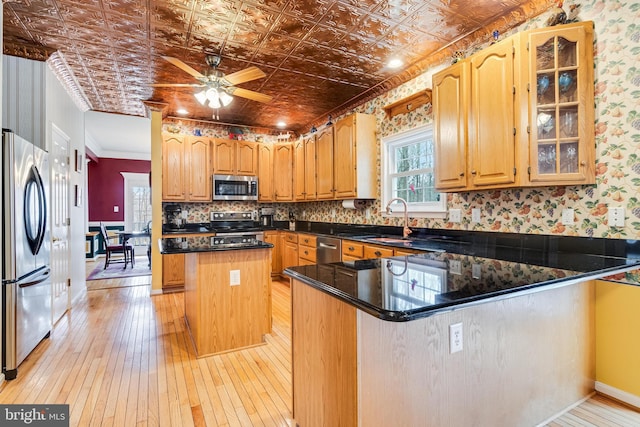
[116,230,151,267]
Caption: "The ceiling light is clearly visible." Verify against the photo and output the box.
[176,108,188,115]
[388,58,403,69]
[206,88,221,109]
[220,91,233,106]
[194,90,207,105]
[277,121,286,128]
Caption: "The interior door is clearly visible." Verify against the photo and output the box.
[50,125,70,324]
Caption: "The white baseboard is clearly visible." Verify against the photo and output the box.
[150,289,163,296]
[595,381,640,409]
[534,392,595,427]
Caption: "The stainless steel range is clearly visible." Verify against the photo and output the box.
[209,211,264,246]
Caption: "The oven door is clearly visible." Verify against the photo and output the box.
[212,175,258,201]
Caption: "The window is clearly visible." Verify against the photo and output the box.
[381,124,446,217]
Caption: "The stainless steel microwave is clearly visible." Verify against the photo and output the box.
[212,175,258,201]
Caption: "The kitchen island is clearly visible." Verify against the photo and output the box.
[160,237,273,356]
[285,246,640,426]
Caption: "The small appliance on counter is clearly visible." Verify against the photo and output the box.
[2,129,52,380]
[288,210,296,231]
[259,207,275,227]
[164,204,185,229]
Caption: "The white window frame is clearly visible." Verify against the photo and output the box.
[381,124,447,218]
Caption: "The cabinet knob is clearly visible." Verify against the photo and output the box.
[348,246,354,251]
[580,161,586,166]
[471,170,477,175]
[374,251,382,256]
[459,172,464,177]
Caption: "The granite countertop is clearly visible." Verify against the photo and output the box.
[159,236,273,254]
[284,247,640,322]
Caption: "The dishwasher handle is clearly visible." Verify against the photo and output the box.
[318,242,338,250]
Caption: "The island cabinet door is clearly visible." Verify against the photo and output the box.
[291,279,357,427]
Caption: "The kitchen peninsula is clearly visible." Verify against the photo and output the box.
[285,237,640,426]
[160,236,273,356]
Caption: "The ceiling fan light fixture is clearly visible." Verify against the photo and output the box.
[194,90,208,105]
[220,91,233,106]
[206,88,221,108]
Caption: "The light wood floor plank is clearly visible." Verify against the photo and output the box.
[0,261,638,427]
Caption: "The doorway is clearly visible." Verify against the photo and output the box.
[121,172,152,253]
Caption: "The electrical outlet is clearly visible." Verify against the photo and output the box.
[331,208,336,217]
[230,270,240,286]
[365,208,371,219]
[472,208,481,223]
[561,208,574,225]
[449,209,461,223]
[449,323,463,354]
[113,205,119,213]
[609,207,625,227]
[472,263,482,279]
[450,260,462,275]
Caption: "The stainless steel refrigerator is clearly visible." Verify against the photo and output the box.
[2,129,52,380]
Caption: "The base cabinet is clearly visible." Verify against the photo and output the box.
[162,253,185,290]
[264,231,281,276]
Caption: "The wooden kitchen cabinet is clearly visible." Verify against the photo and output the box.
[525,21,595,184]
[433,21,595,192]
[294,135,317,201]
[333,113,377,199]
[315,126,334,200]
[257,143,274,201]
[273,142,294,202]
[434,36,517,191]
[162,253,185,290]
[212,139,258,176]
[293,139,306,201]
[342,240,364,261]
[282,232,299,270]
[162,133,211,202]
[264,230,281,276]
[298,233,317,265]
[363,244,394,259]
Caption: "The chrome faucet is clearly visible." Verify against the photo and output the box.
[385,197,412,239]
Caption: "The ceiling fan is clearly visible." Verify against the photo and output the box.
[152,54,273,112]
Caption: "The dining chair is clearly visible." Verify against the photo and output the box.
[99,222,134,269]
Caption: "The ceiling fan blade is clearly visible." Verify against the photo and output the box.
[229,87,273,103]
[151,83,205,87]
[223,66,266,86]
[161,56,205,79]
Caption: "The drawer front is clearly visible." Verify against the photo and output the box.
[394,248,421,256]
[364,245,394,259]
[285,232,298,243]
[342,241,364,258]
[299,234,317,247]
[299,246,317,262]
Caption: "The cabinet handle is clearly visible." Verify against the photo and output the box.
[304,250,308,255]
[580,161,586,166]
[471,170,477,175]
[348,246,354,251]
[459,172,464,177]
[375,251,382,256]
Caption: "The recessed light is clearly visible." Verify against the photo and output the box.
[177,108,188,115]
[277,121,286,128]
[388,58,403,69]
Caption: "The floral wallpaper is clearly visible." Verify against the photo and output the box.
[164,0,640,241]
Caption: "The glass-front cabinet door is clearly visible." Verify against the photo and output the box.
[527,21,595,184]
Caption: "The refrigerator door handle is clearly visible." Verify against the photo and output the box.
[17,267,51,288]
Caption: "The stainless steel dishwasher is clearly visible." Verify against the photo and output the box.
[316,236,342,263]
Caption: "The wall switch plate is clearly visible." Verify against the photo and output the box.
[561,208,574,225]
[449,209,461,223]
[230,270,240,286]
[472,208,481,223]
[113,205,119,213]
[609,207,625,227]
[472,263,482,279]
[450,260,462,275]
[449,323,463,354]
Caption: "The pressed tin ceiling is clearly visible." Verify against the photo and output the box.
[3,0,552,132]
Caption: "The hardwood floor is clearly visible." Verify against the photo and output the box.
[0,260,637,426]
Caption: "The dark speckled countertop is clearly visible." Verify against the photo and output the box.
[285,222,640,321]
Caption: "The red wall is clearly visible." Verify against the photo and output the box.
[88,158,151,221]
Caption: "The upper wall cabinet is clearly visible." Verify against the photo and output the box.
[212,139,259,176]
[525,22,595,185]
[162,133,211,202]
[273,142,294,202]
[433,21,595,192]
[258,143,275,202]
